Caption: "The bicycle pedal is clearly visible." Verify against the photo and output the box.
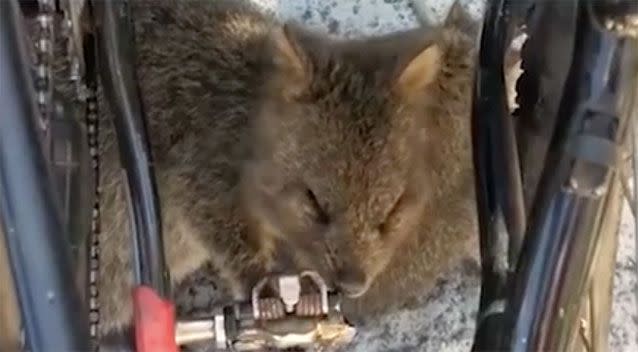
[176,271,356,351]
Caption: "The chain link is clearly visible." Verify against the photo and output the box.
[86,86,101,351]
[34,0,56,135]
[30,1,102,350]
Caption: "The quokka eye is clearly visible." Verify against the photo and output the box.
[377,216,393,237]
[304,187,330,224]
[377,191,407,236]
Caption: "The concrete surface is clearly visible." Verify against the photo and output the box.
[176,1,637,351]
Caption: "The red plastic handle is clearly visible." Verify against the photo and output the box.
[133,286,179,352]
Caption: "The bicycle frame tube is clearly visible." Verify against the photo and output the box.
[506,13,637,351]
[0,0,90,350]
[472,0,638,350]
[93,1,177,350]
[470,0,527,348]
[93,0,170,298]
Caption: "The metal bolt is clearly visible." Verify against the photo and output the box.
[214,314,227,350]
[278,275,301,313]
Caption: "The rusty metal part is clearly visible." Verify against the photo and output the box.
[175,315,356,351]
[299,271,329,315]
[295,294,324,317]
[255,298,286,320]
[175,272,355,351]
[254,293,326,320]
[252,271,331,320]
[232,318,356,351]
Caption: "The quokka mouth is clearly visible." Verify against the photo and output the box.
[338,278,371,299]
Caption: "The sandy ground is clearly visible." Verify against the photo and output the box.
[231,1,636,351]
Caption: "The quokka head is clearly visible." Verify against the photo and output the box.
[241,22,444,298]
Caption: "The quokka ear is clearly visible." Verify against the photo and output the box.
[269,22,311,99]
[394,43,442,98]
[444,1,480,38]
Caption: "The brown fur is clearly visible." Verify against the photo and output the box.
[91,0,479,339]
[341,25,478,321]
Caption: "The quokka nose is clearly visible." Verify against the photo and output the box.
[335,267,369,298]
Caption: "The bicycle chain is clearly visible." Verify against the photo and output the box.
[33,0,56,148]
[30,1,103,350]
[86,86,101,350]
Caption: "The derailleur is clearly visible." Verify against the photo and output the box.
[175,271,356,351]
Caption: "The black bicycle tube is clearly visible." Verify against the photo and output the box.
[470,0,527,348]
[0,0,90,350]
[501,2,637,351]
[93,0,170,298]
[471,0,638,350]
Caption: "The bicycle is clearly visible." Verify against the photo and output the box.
[0,0,636,351]
[471,0,637,350]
